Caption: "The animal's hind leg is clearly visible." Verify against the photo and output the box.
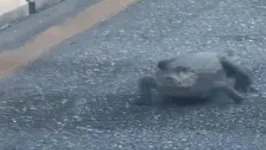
[136,76,158,105]
[210,82,245,104]
[220,57,252,92]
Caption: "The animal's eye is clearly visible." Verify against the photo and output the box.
[175,66,190,72]
[182,67,190,72]
[164,77,175,83]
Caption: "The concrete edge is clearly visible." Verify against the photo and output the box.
[0,0,65,30]
[34,0,64,12]
[0,0,29,27]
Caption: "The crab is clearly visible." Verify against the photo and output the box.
[136,51,253,105]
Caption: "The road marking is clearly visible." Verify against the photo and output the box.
[0,0,136,80]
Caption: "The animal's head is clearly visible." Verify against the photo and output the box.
[155,66,198,88]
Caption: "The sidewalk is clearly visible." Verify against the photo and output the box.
[0,0,25,14]
[0,0,63,29]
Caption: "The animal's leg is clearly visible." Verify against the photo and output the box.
[210,82,245,104]
[220,57,253,92]
[136,76,158,105]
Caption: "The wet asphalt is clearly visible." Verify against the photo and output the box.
[1,0,266,149]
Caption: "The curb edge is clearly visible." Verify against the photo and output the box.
[0,0,65,30]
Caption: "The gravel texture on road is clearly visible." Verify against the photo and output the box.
[1,0,266,149]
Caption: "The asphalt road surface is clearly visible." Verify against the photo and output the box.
[1,0,266,149]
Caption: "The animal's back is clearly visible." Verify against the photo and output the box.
[155,51,236,97]
[168,52,223,73]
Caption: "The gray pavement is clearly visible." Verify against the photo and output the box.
[1,0,266,149]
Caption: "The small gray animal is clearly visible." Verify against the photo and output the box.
[137,51,253,105]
